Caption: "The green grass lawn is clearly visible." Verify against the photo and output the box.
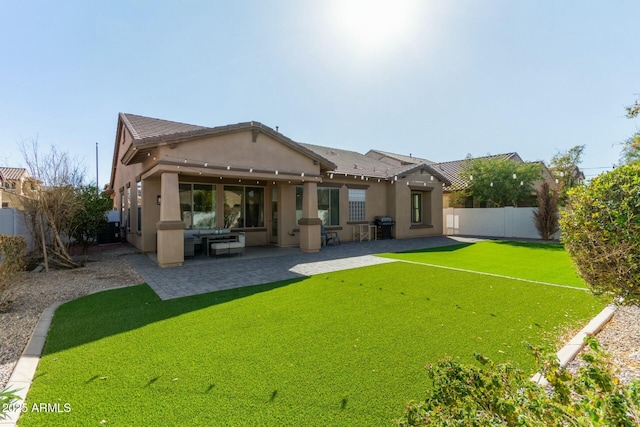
[19,241,604,426]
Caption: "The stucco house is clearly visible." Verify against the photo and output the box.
[106,113,450,267]
[0,167,38,209]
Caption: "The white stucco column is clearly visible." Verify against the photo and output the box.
[298,181,321,253]
[156,172,185,267]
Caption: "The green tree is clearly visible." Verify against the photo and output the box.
[456,157,542,207]
[560,163,640,305]
[69,185,113,261]
[626,98,640,118]
[619,132,640,165]
[549,145,585,204]
[619,97,640,165]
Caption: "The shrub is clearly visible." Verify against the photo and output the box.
[533,181,560,240]
[396,337,640,426]
[0,235,26,310]
[559,163,640,305]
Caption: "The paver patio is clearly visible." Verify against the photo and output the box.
[126,236,477,299]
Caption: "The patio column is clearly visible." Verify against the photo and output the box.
[298,181,321,253]
[156,172,185,267]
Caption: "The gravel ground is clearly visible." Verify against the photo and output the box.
[0,243,143,389]
[1,244,639,391]
[565,304,640,384]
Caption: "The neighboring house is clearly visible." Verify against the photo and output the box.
[365,152,560,208]
[0,167,37,208]
[107,113,450,267]
[429,154,557,208]
[431,153,525,207]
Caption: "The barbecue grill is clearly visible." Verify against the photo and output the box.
[374,216,395,239]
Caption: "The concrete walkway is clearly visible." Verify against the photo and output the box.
[126,236,478,300]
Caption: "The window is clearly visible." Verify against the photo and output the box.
[224,185,264,228]
[224,186,242,228]
[136,181,142,232]
[180,183,217,229]
[411,192,422,224]
[119,190,124,226]
[193,184,216,228]
[245,187,264,227]
[348,189,366,222]
[126,186,131,230]
[411,190,433,226]
[296,186,340,226]
[179,184,192,228]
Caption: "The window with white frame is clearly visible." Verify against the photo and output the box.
[348,189,366,222]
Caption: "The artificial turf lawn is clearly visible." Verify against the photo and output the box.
[19,243,604,426]
[381,240,587,288]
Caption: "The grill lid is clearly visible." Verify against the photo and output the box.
[374,216,395,224]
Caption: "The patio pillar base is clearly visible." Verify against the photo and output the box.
[299,181,322,253]
[299,217,322,253]
[157,221,184,267]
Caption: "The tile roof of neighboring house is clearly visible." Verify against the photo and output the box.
[0,167,29,181]
[432,153,522,191]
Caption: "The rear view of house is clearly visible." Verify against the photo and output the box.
[106,113,449,267]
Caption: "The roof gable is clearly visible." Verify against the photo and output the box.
[109,113,337,190]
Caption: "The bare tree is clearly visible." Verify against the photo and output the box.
[20,137,86,269]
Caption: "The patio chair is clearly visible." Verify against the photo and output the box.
[321,225,340,246]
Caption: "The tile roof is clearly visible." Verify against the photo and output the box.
[301,143,402,178]
[366,149,434,166]
[301,143,450,184]
[0,167,29,181]
[120,113,210,140]
[432,153,522,191]
[116,113,337,171]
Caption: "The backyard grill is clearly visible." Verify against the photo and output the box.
[374,216,395,239]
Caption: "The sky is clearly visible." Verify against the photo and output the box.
[1,0,639,188]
